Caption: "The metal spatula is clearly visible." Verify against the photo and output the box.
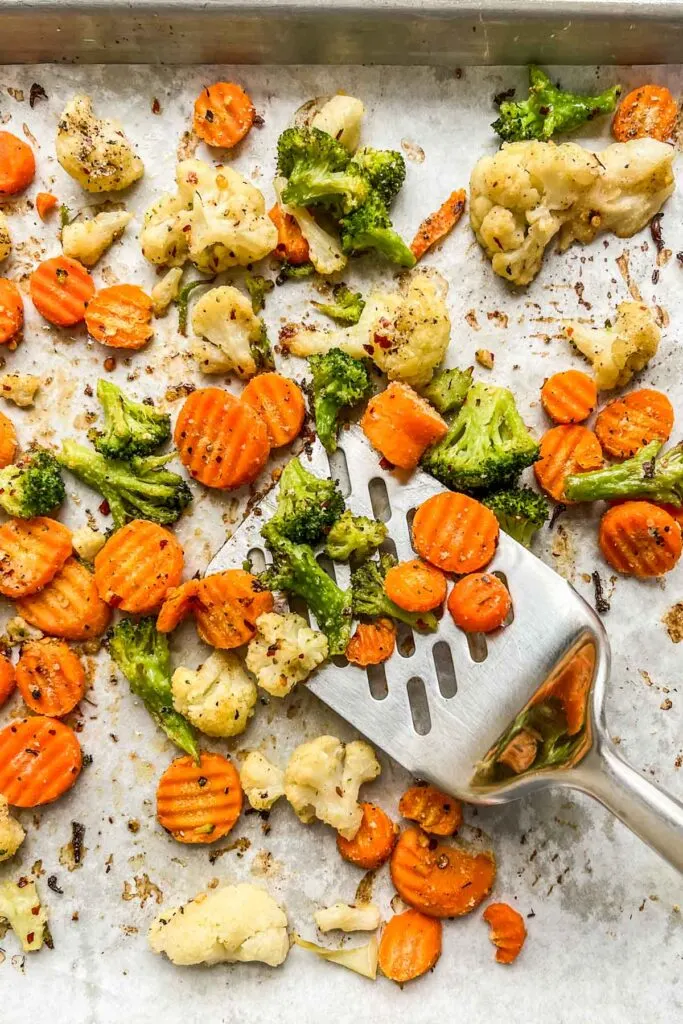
[207,426,683,873]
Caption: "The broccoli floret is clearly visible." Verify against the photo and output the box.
[276,261,316,285]
[251,323,275,373]
[483,486,549,548]
[260,520,352,655]
[325,510,388,562]
[90,379,171,460]
[340,193,416,268]
[351,147,406,206]
[422,382,539,494]
[564,440,683,505]
[59,439,192,530]
[245,273,274,313]
[312,284,366,325]
[421,367,473,415]
[351,554,438,633]
[277,126,370,214]
[0,450,65,518]
[308,348,373,452]
[493,65,621,142]
[269,457,345,544]
[109,617,198,759]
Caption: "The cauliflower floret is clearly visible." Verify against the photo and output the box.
[151,267,184,316]
[0,212,11,263]
[294,933,378,978]
[62,210,131,267]
[311,95,365,153]
[141,192,190,267]
[190,285,265,378]
[314,902,381,933]
[564,301,661,391]
[274,177,346,275]
[0,878,47,951]
[149,883,289,968]
[0,796,25,863]
[239,751,286,810]
[72,524,106,562]
[0,373,40,408]
[246,612,328,697]
[171,650,257,738]
[284,736,381,839]
[56,95,144,193]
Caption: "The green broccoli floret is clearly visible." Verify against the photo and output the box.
[277,126,370,214]
[351,554,438,633]
[325,510,388,562]
[340,193,416,268]
[312,284,365,325]
[276,261,316,285]
[251,324,275,372]
[351,147,406,206]
[422,382,539,494]
[421,367,473,415]
[483,486,549,548]
[308,348,373,452]
[493,65,621,142]
[90,379,171,460]
[245,273,274,313]
[270,457,345,544]
[0,450,65,519]
[260,520,352,655]
[564,440,683,505]
[109,617,198,759]
[59,440,192,530]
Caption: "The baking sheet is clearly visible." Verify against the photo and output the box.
[0,63,681,1024]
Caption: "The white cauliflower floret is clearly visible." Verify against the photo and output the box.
[141,192,190,267]
[190,284,265,378]
[239,751,286,810]
[0,796,25,863]
[151,267,183,316]
[0,878,48,951]
[149,883,289,967]
[56,95,144,193]
[171,650,257,738]
[0,373,40,408]
[0,212,11,263]
[311,95,365,153]
[72,524,105,562]
[274,176,346,275]
[62,210,131,267]
[284,736,381,839]
[246,612,328,697]
[564,301,661,391]
[294,933,378,978]
[314,902,381,933]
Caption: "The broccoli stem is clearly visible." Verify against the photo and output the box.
[565,440,682,504]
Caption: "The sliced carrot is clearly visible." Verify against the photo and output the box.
[156,752,243,844]
[174,387,271,490]
[483,903,527,965]
[599,500,682,578]
[0,409,17,468]
[155,578,200,633]
[346,618,396,667]
[0,517,72,599]
[0,278,24,345]
[612,84,678,142]
[541,369,597,425]
[361,382,448,471]
[410,189,467,262]
[336,801,399,870]
[657,503,683,529]
[391,827,496,919]
[30,255,95,327]
[540,643,595,736]
[94,519,184,615]
[16,556,111,640]
[85,284,154,350]
[0,131,35,195]
[379,909,443,984]
[35,192,58,221]
[16,638,85,717]
[398,784,463,837]
[0,653,16,708]
[268,204,310,265]
[448,572,511,633]
[241,372,306,448]
[412,492,499,574]
[193,82,255,149]
[157,569,274,649]
[534,425,603,503]
[594,389,674,459]
[0,716,82,807]
[384,559,447,614]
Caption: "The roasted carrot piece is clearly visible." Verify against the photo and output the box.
[30,256,95,327]
[16,556,111,640]
[0,716,82,807]
[534,425,603,502]
[361,382,448,471]
[541,369,597,425]
[391,827,496,919]
[594,388,674,459]
[0,517,72,599]
[0,131,35,195]
[612,84,678,142]
[155,578,200,633]
[379,909,443,984]
[657,503,683,529]
[599,500,682,578]
[16,638,85,717]
[193,82,255,149]
[174,387,271,490]
[447,572,511,633]
[483,903,527,964]
[0,278,24,345]
[156,752,243,844]
[85,284,154,350]
[94,519,184,615]
[412,492,499,574]
[410,189,467,262]
[384,559,447,614]
[539,643,595,736]
[0,410,17,468]
[157,569,273,648]
[268,204,310,265]
[241,372,306,448]
[346,618,396,667]
[0,653,16,708]
[336,801,399,870]
[35,192,58,221]
[398,784,463,837]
